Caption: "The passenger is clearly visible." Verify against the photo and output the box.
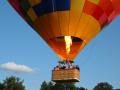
[61,65,66,69]
[58,63,62,69]
[65,66,69,69]
[76,65,80,70]
[54,66,60,70]
[73,65,76,69]
[69,65,73,69]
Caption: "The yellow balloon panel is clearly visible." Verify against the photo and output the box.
[88,0,100,4]
[69,0,85,36]
[75,13,101,43]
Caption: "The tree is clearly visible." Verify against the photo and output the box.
[0,76,25,90]
[40,81,78,90]
[40,82,65,90]
[66,83,77,90]
[47,82,54,90]
[40,81,48,90]
[53,83,65,90]
[0,82,5,90]
[79,87,87,90]
[52,83,77,90]
[93,82,113,90]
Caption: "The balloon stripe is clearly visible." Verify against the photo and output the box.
[20,0,30,12]
[83,0,107,27]
[55,0,70,11]
[99,0,114,17]
[32,0,70,16]
[8,0,26,19]
[57,11,69,36]
[111,0,120,13]
[88,0,100,4]
[46,12,61,37]
[27,8,37,22]
[28,0,41,7]
[75,13,101,43]
[69,0,85,36]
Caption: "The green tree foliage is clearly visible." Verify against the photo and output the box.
[53,83,65,90]
[40,81,78,90]
[40,81,54,90]
[40,81,120,90]
[79,87,87,90]
[0,82,5,90]
[40,81,48,90]
[53,83,77,90]
[47,82,54,90]
[93,82,113,90]
[0,76,25,90]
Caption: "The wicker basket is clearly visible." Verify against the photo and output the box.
[52,69,80,82]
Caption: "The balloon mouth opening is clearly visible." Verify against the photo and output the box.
[58,60,74,64]
[55,36,83,43]
[54,36,84,61]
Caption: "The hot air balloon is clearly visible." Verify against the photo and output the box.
[8,0,120,83]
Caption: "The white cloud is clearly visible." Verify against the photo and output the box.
[0,62,33,73]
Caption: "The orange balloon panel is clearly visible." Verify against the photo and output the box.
[8,0,120,61]
[48,37,86,60]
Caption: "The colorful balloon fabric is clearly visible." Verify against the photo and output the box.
[8,0,120,61]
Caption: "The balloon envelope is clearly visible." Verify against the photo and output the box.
[8,0,120,61]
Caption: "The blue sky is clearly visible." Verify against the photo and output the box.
[0,0,120,90]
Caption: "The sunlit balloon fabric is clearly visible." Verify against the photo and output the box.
[8,0,120,61]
